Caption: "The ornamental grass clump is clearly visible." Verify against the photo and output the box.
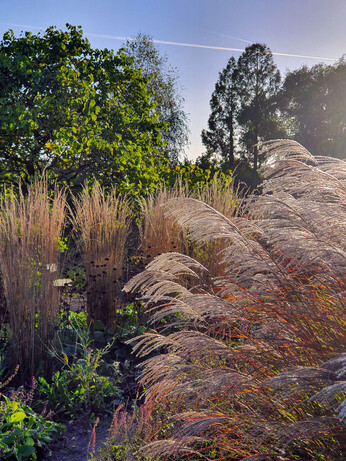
[125,140,346,460]
[193,174,243,277]
[0,180,66,379]
[72,181,132,329]
[138,182,190,268]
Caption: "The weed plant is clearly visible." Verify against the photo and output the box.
[125,140,346,460]
[0,179,66,379]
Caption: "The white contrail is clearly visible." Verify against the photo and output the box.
[207,30,254,44]
[0,22,45,31]
[0,22,338,61]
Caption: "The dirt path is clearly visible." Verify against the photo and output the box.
[42,414,111,461]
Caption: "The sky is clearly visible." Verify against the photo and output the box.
[1,0,345,160]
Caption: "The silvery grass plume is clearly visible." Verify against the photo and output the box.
[124,140,345,459]
[266,353,346,423]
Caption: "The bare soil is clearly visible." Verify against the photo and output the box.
[41,414,112,461]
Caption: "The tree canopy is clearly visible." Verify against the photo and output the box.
[0,24,168,194]
[236,43,286,170]
[202,45,345,176]
[123,33,189,165]
[279,58,346,158]
[201,56,239,167]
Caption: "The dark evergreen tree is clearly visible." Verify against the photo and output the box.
[201,57,239,168]
[236,43,284,170]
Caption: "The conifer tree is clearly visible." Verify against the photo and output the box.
[236,43,283,170]
[201,57,239,168]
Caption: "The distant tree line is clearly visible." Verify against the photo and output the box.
[0,25,344,193]
[200,43,345,178]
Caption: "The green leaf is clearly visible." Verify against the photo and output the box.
[93,319,105,331]
[9,411,26,423]
[17,441,35,458]
[10,401,19,412]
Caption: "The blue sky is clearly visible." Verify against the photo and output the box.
[1,0,345,160]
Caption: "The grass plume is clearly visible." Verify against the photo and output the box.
[125,140,345,459]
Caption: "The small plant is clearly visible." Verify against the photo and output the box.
[38,326,122,418]
[98,401,162,461]
[0,369,64,460]
[58,309,88,332]
[0,395,64,460]
[66,266,86,293]
[116,303,147,340]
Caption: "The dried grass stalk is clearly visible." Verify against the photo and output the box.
[125,140,345,459]
[0,179,66,378]
[138,182,190,265]
[71,182,132,329]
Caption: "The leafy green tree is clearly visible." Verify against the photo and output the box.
[0,24,167,194]
[279,58,346,158]
[201,57,239,168]
[123,33,189,165]
[236,43,286,170]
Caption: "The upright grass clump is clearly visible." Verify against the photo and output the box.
[138,182,190,266]
[138,178,242,279]
[0,180,66,379]
[72,182,132,329]
[125,140,346,460]
[193,174,243,277]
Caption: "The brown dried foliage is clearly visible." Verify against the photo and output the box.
[138,182,190,265]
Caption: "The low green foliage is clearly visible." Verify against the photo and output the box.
[66,267,86,293]
[116,303,147,340]
[38,326,122,418]
[0,395,64,460]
